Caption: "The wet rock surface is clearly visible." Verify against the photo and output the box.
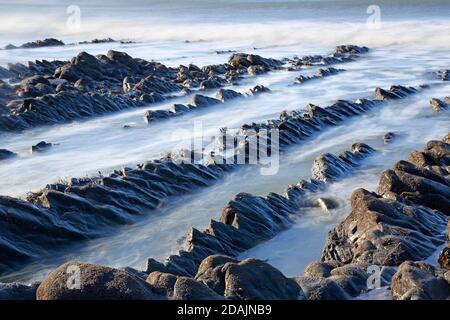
[4,38,65,50]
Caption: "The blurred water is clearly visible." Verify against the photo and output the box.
[0,1,449,283]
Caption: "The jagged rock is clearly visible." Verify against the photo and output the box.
[215,89,243,101]
[188,94,221,108]
[246,85,270,95]
[374,85,416,100]
[173,276,224,300]
[333,45,369,57]
[377,160,450,215]
[6,38,64,50]
[0,282,39,300]
[31,141,52,153]
[316,67,341,77]
[322,188,447,266]
[36,261,161,300]
[311,143,374,181]
[429,98,448,112]
[391,261,450,300]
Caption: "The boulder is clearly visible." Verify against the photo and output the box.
[391,261,450,300]
[221,258,303,300]
[146,272,177,297]
[215,89,243,101]
[172,276,224,300]
[31,141,52,153]
[194,255,238,294]
[36,261,161,300]
[294,276,351,300]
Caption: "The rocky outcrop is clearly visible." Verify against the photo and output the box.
[294,67,343,84]
[31,141,52,153]
[322,134,449,268]
[311,143,375,181]
[0,83,422,276]
[391,261,450,300]
[4,38,65,50]
[304,133,450,300]
[0,149,17,161]
[429,97,448,112]
[0,159,237,274]
[144,86,261,124]
[147,255,302,300]
[36,261,162,300]
[0,45,369,133]
[145,143,375,278]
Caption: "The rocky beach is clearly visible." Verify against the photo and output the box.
[0,0,449,302]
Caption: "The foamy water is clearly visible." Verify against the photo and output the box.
[0,0,449,283]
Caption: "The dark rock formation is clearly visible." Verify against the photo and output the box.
[5,38,65,50]
[374,85,418,100]
[36,261,162,300]
[0,45,369,133]
[0,83,422,276]
[314,133,450,300]
[429,97,448,112]
[0,149,17,161]
[294,67,343,84]
[31,141,52,153]
[311,143,375,182]
[146,143,375,278]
